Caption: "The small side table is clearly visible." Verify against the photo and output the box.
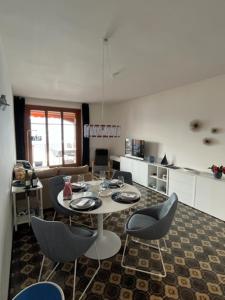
[12,180,43,231]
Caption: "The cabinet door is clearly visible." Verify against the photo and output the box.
[168,170,195,207]
[120,157,133,173]
[195,176,225,221]
[132,160,148,186]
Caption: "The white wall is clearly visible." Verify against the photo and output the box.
[90,75,225,171]
[0,39,16,300]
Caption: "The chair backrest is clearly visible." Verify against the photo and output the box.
[12,282,65,300]
[158,193,178,221]
[48,175,65,212]
[112,171,133,185]
[95,149,108,166]
[31,217,96,262]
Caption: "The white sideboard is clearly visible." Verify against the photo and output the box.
[120,156,148,186]
[195,175,225,221]
[168,169,196,207]
[120,156,225,221]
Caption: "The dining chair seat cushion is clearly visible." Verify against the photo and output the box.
[13,282,64,300]
[127,214,157,230]
[70,226,94,237]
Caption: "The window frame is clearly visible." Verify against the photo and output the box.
[25,105,81,167]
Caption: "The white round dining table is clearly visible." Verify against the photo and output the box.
[57,180,141,260]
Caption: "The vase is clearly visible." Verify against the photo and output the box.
[63,176,72,199]
[214,172,222,179]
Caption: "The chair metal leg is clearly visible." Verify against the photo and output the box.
[132,237,168,252]
[38,255,45,282]
[39,255,60,282]
[72,259,77,300]
[69,215,95,229]
[53,211,56,221]
[121,234,167,277]
[78,242,101,300]
[45,262,60,281]
[103,213,112,222]
[90,215,95,228]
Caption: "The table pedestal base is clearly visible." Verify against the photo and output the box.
[85,230,121,260]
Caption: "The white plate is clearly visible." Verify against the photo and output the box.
[72,182,86,189]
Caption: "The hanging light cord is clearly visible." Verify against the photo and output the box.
[101,38,106,124]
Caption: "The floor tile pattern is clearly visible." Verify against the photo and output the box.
[9,185,225,300]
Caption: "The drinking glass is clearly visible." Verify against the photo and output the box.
[77,174,84,186]
[118,176,124,191]
[99,170,106,181]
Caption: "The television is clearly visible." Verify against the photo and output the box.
[125,138,145,160]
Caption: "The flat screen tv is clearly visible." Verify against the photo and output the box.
[125,138,144,159]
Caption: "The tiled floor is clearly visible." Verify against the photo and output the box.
[9,185,225,300]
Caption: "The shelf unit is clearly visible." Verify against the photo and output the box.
[148,163,168,195]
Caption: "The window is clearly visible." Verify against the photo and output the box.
[25,105,81,167]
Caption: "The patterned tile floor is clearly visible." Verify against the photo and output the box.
[9,185,225,300]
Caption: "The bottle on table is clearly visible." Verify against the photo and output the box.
[25,170,31,189]
[63,176,72,200]
[31,169,38,188]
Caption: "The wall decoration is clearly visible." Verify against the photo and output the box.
[203,138,213,145]
[84,124,121,138]
[190,120,202,131]
[211,128,220,134]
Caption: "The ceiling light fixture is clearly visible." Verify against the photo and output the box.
[84,37,121,138]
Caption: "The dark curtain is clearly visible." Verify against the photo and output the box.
[14,96,26,160]
[82,103,90,165]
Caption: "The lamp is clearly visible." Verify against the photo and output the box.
[0,94,10,111]
[84,38,121,138]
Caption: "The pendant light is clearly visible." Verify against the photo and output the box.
[84,37,121,138]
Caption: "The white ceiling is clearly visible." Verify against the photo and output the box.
[1,0,225,103]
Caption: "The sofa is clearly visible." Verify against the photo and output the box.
[36,165,92,209]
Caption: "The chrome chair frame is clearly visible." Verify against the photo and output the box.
[121,234,167,277]
[38,242,100,300]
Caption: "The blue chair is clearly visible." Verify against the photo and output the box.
[121,193,178,277]
[12,282,65,300]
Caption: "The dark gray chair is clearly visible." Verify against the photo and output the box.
[112,171,133,185]
[49,175,93,227]
[91,148,111,176]
[31,217,100,300]
[121,193,178,277]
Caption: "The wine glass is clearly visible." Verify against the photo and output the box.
[99,170,106,182]
[118,176,124,191]
[77,174,84,186]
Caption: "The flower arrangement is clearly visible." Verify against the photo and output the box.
[209,165,225,179]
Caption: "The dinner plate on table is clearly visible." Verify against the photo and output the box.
[71,182,88,192]
[111,191,140,204]
[106,179,124,189]
[69,196,102,211]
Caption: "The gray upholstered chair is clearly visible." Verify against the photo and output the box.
[121,193,178,277]
[112,171,133,185]
[31,217,100,300]
[91,149,111,176]
[49,175,93,227]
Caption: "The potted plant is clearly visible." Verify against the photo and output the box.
[209,165,225,179]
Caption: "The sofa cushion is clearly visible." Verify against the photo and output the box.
[58,165,89,176]
[36,168,58,179]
